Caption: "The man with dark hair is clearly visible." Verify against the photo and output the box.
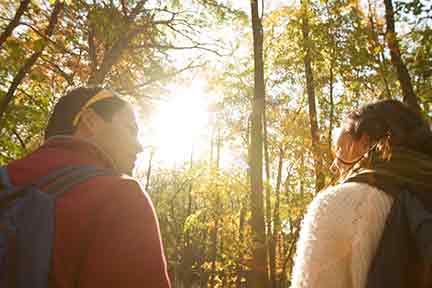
[3,87,171,288]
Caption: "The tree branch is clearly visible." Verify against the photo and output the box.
[130,61,207,90]
[0,0,31,49]
[131,43,223,56]
[88,20,98,75]
[0,0,64,127]
[12,127,27,150]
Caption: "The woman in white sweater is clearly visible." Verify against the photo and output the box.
[291,100,432,288]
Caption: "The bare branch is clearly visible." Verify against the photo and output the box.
[131,43,223,57]
[130,61,207,90]
[39,55,75,85]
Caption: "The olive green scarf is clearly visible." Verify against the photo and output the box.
[346,148,432,193]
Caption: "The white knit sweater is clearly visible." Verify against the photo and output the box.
[291,182,393,288]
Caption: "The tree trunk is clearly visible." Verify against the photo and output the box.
[87,1,148,85]
[180,150,194,288]
[328,48,335,161]
[383,0,420,112]
[249,0,268,287]
[0,0,63,126]
[272,146,284,288]
[87,29,136,85]
[216,127,221,169]
[209,217,219,288]
[145,148,154,192]
[301,0,325,192]
[366,0,392,99]
[263,109,276,287]
[0,0,31,49]
[199,216,209,288]
[236,206,246,288]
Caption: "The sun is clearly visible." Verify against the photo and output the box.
[143,80,213,165]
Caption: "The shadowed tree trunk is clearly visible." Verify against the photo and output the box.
[383,0,420,113]
[301,0,325,192]
[367,0,392,99]
[249,0,269,287]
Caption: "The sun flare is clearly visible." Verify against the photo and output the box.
[143,81,213,165]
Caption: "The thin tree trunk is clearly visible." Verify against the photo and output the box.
[250,0,268,287]
[324,0,337,163]
[0,0,31,49]
[272,146,284,288]
[236,206,246,288]
[145,148,154,192]
[0,0,63,126]
[209,218,219,288]
[216,127,221,169]
[383,0,420,112]
[263,109,276,287]
[220,234,226,287]
[301,0,325,192]
[328,50,335,158]
[199,216,209,288]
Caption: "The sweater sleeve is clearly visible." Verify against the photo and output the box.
[291,183,393,288]
[79,178,171,288]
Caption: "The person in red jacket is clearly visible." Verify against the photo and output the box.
[5,87,171,288]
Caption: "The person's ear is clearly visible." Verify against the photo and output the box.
[74,109,105,137]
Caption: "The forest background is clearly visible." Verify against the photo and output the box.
[0,0,431,287]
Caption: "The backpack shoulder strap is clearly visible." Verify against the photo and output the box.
[32,166,82,189]
[42,166,116,198]
[403,191,432,265]
[0,166,13,190]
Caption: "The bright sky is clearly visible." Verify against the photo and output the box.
[135,77,217,169]
[134,74,249,176]
[230,0,287,14]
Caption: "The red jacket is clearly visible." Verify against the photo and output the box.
[6,137,171,288]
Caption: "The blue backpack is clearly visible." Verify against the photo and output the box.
[0,166,112,288]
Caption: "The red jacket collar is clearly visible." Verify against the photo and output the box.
[7,136,117,185]
[43,136,117,170]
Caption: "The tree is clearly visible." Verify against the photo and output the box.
[0,0,63,125]
[249,0,268,287]
[383,0,421,112]
[301,0,325,192]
